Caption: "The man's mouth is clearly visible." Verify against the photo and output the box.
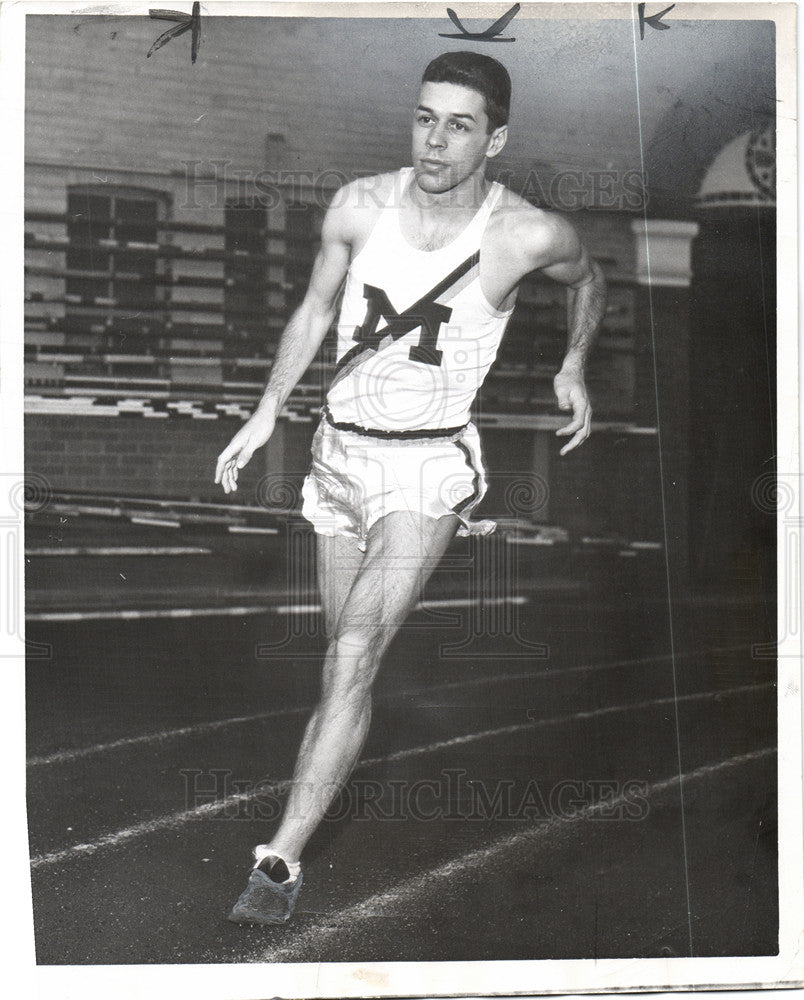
[420,158,448,170]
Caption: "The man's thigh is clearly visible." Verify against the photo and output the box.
[336,510,459,640]
[316,531,365,638]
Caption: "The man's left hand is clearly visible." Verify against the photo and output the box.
[553,369,592,455]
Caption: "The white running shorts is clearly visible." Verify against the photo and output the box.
[300,417,496,551]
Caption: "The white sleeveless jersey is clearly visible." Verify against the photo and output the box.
[325,168,515,434]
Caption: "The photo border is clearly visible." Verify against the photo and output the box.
[2,2,799,997]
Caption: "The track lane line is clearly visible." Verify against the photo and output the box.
[27,644,752,768]
[27,705,311,767]
[253,745,776,963]
[359,682,773,768]
[28,680,774,870]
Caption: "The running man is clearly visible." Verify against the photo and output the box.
[215,51,606,924]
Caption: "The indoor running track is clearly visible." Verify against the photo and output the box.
[26,592,777,965]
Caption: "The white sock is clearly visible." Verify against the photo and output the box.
[252,845,301,882]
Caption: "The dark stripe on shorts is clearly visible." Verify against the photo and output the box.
[323,405,467,440]
[452,439,482,516]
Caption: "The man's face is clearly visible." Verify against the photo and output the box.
[411,81,507,194]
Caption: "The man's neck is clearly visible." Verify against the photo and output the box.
[407,170,490,214]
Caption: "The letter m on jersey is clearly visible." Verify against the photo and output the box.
[352,284,452,366]
[333,251,480,377]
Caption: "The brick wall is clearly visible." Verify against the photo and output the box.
[25,15,414,183]
[25,413,315,505]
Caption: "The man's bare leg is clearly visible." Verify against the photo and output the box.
[317,529,366,640]
[260,510,459,865]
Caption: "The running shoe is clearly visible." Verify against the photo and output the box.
[227,855,303,925]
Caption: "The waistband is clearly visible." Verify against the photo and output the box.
[322,405,468,441]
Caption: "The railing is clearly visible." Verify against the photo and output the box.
[25,209,639,422]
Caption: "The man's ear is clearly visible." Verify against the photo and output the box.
[486,124,508,159]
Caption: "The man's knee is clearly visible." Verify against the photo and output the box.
[322,626,388,696]
[333,624,388,666]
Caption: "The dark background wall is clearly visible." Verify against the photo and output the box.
[689,209,777,590]
[23,12,777,593]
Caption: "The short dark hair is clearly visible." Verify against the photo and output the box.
[422,51,511,132]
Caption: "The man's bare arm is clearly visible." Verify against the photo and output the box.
[256,217,351,419]
[214,196,352,493]
[552,254,607,371]
[528,215,607,454]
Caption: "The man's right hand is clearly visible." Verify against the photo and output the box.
[214,410,276,494]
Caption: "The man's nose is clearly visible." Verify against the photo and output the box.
[426,126,447,148]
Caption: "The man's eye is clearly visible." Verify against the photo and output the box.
[450,121,467,132]
[417,115,433,125]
